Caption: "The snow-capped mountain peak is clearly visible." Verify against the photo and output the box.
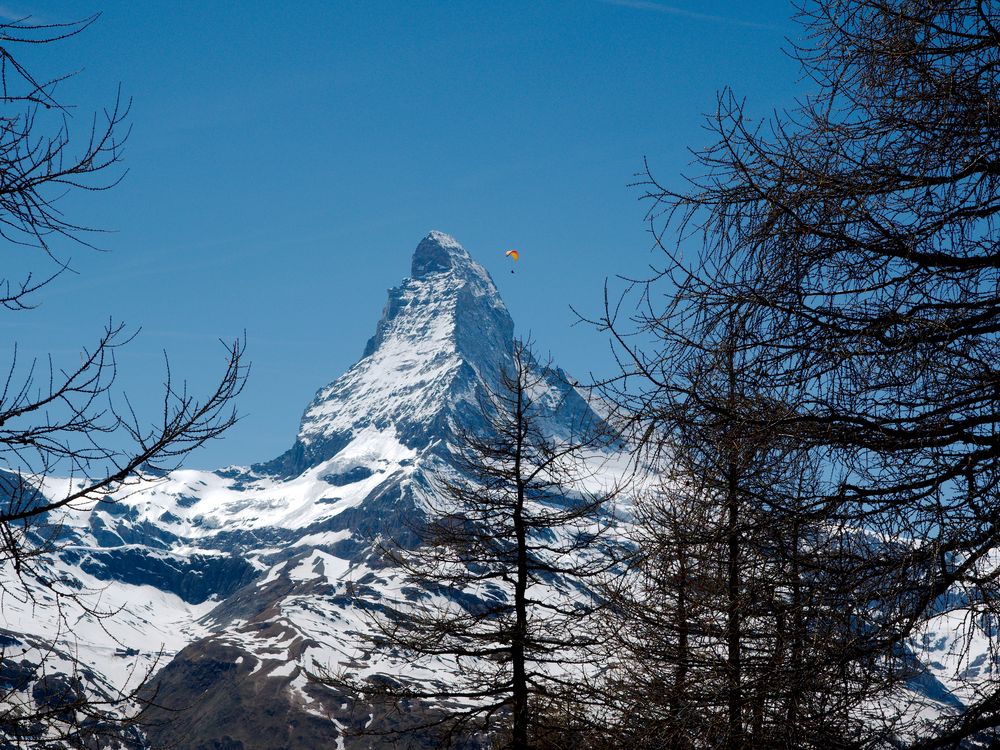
[267,231,515,475]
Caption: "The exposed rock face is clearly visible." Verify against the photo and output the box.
[139,640,343,750]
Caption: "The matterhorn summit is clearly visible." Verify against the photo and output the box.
[278,231,514,472]
[267,230,591,477]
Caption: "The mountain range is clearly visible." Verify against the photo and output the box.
[0,232,986,749]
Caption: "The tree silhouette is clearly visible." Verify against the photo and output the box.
[596,0,1000,745]
[0,15,247,747]
[326,340,621,750]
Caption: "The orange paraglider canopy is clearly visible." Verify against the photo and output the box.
[505,249,519,261]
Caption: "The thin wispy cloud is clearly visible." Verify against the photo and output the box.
[0,6,50,24]
[598,0,783,31]
[0,6,31,21]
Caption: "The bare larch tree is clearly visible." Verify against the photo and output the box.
[0,15,247,748]
[329,340,621,750]
[597,0,1000,745]
[598,307,878,749]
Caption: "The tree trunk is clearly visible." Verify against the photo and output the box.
[725,343,743,750]
[726,464,742,750]
[673,539,690,742]
[512,379,530,750]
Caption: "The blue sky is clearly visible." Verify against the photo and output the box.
[7,0,802,467]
